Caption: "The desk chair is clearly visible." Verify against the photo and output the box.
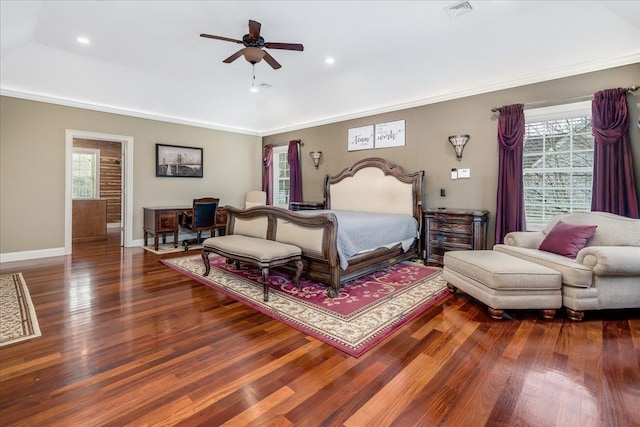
[181,197,219,250]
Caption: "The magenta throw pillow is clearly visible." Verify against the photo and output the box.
[538,221,597,259]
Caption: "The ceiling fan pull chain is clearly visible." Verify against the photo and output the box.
[250,64,258,92]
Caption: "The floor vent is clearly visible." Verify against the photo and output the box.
[445,1,475,18]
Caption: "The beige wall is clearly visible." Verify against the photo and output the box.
[264,63,640,244]
[2,64,638,256]
[0,97,262,254]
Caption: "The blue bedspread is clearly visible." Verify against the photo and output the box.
[298,209,419,269]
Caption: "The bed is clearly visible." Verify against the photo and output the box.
[292,157,424,297]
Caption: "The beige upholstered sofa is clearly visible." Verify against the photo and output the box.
[494,212,640,320]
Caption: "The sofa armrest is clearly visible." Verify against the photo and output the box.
[577,246,640,275]
[503,231,545,249]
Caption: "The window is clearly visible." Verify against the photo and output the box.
[72,148,100,199]
[272,145,290,208]
[523,101,593,230]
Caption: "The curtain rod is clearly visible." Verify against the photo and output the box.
[491,85,639,113]
[269,141,304,148]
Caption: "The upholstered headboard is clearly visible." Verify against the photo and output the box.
[324,158,424,221]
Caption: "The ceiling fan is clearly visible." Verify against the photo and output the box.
[200,20,304,70]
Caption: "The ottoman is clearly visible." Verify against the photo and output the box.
[443,250,562,320]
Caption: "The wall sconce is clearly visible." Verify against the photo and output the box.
[309,151,322,169]
[448,135,470,161]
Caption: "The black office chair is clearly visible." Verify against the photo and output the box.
[181,197,219,250]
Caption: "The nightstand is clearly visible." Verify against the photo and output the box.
[423,208,489,266]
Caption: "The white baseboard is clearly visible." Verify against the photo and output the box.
[1,232,203,263]
[0,247,67,263]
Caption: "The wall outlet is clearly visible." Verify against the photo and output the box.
[458,168,471,179]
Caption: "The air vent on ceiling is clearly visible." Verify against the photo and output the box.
[258,83,272,89]
[445,1,475,18]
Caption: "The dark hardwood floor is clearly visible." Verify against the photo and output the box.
[1,231,638,426]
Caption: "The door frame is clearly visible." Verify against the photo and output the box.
[65,130,134,254]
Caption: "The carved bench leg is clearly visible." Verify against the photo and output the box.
[293,259,303,290]
[261,267,270,302]
[202,250,212,276]
[488,307,504,320]
[566,308,584,321]
[446,283,457,293]
[541,309,556,320]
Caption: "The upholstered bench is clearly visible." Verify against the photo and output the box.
[202,235,303,302]
[443,250,562,320]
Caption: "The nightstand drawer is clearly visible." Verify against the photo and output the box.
[430,222,472,234]
[430,233,473,248]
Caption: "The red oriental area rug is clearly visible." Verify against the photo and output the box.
[162,255,448,357]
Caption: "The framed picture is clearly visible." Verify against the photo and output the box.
[347,125,374,151]
[375,120,405,149]
[155,143,203,178]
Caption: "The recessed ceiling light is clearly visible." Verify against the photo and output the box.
[77,37,90,45]
[250,86,258,93]
[325,57,335,65]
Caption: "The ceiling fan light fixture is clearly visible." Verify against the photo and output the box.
[243,47,265,64]
[201,20,303,70]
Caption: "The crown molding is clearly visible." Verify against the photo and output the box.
[259,53,640,136]
[2,53,638,138]
[0,89,261,137]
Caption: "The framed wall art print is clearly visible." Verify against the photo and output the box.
[155,143,203,178]
[375,120,405,149]
[347,125,374,151]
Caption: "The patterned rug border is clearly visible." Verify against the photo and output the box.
[162,255,449,357]
[0,272,42,347]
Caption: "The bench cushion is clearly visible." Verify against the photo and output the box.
[444,250,561,291]
[203,235,301,262]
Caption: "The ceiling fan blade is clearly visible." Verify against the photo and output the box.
[223,49,244,63]
[248,20,261,40]
[262,51,282,69]
[200,33,243,44]
[264,42,304,51]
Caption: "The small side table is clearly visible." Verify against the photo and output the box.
[423,208,489,266]
[289,201,325,211]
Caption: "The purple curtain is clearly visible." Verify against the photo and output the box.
[287,140,303,203]
[591,88,639,218]
[262,145,273,205]
[495,104,526,244]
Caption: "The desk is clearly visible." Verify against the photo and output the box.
[143,206,227,251]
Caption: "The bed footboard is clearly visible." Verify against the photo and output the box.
[223,206,342,297]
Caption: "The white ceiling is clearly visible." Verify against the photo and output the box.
[1,1,638,136]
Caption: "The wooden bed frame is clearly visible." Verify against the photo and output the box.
[302,157,424,297]
[216,158,424,298]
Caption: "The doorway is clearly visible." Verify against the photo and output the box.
[65,130,134,254]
